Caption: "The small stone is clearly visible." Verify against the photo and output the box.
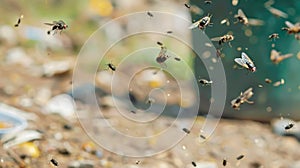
[19,96,33,107]
[43,94,75,120]
[34,88,52,106]
[43,60,71,77]
[0,25,18,45]
[54,132,63,141]
[5,48,33,67]
[18,142,40,158]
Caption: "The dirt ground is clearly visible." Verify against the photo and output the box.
[0,64,299,168]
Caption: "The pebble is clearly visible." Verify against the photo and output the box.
[18,142,40,158]
[5,47,33,67]
[34,88,52,106]
[19,96,33,107]
[290,161,300,168]
[43,60,71,77]
[0,25,18,45]
[43,94,75,120]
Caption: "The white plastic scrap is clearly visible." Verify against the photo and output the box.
[1,130,43,149]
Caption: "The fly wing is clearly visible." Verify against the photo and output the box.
[220,18,229,25]
[248,18,264,26]
[268,7,288,18]
[188,20,200,29]
[232,0,239,6]
[238,9,247,18]
[241,52,254,65]
[243,87,253,96]
[280,53,293,59]
[58,20,65,24]
[211,36,221,41]
[159,46,167,56]
[45,20,59,26]
[156,46,168,62]
[285,21,295,28]
[44,22,54,26]
[273,53,293,64]
[270,49,279,61]
[234,58,248,68]
[231,98,238,106]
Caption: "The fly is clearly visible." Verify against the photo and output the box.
[107,63,116,71]
[189,5,203,15]
[265,78,272,84]
[273,78,284,87]
[189,14,212,30]
[14,15,23,27]
[198,79,213,85]
[284,123,294,130]
[223,159,227,166]
[234,52,256,72]
[216,48,223,58]
[270,49,293,64]
[50,158,58,167]
[147,11,154,17]
[200,134,206,139]
[268,33,279,41]
[248,18,265,26]
[204,0,212,4]
[282,21,300,36]
[231,87,254,110]
[266,6,288,18]
[234,9,248,25]
[156,42,170,67]
[184,3,191,9]
[146,97,155,104]
[236,155,245,160]
[182,128,191,134]
[192,161,197,167]
[211,34,234,47]
[174,57,181,61]
[220,18,230,26]
[44,20,68,35]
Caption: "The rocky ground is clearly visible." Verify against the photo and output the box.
[0,64,299,168]
[0,1,299,167]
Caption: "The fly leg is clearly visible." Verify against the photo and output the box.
[244,99,254,104]
[52,29,58,35]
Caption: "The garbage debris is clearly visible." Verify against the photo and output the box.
[0,104,28,138]
[1,130,42,149]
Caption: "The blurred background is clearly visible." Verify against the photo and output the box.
[191,0,300,121]
[0,0,300,167]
